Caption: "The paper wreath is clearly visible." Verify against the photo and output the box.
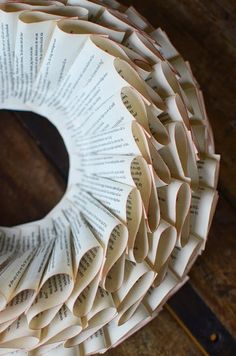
[0,0,220,355]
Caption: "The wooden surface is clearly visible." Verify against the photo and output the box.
[0,0,235,355]
[0,113,66,226]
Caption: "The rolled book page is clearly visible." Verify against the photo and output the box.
[148,142,171,187]
[165,94,191,130]
[112,261,155,325]
[158,122,191,183]
[0,234,36,312]
[67,189,128,292]
[0,0,220,353]
[143,270,188,313]
[58,18,126,41]
[157,179,191,247]
[104,304,150,349]
[0,315,40,349]
[124,32,163,65]
[65,287,116,347]
[125,6,154,32]
[36,305,82,348]
[96,7,137,32]
[190,187,219,249]
[76,173,144,254]
[0,227,24,267]
[170,234,203,278]
[197,154,220,189]
[87,36,152,80]
[147,219,177,273]
[13,11,65,106]
[60,203,103,316]
[33,343,80,356]
[67,0,105,20]
[152,259,170,288]
[21,220,73,329]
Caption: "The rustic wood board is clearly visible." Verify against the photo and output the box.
[190,196,236,339]
[104,308,203,356]
[0,112,66,226]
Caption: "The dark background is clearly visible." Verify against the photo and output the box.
[0,0,235,354]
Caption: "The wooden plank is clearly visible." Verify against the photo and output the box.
[0,111,66,226]
[104,309,202,356]
[190,195,236,338]
[15,111,69,181]
[168,284,236,355]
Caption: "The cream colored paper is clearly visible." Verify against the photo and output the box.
[0,1,220,353]
[157,179,191,246]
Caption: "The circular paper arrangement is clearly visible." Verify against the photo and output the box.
[0,1,220,355]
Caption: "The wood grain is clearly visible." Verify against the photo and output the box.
[105,309,202,356]
[190,195,236,338]
[0,111,66,226]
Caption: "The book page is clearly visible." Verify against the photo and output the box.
[67,0,104,20]
[197,154,220,189]
[113,260,155,325]
[66,287,116,347]
[0,246,35,312]
[96,7,136,32]
[38,305,82,347]
[75,175,143,254]
[149,141,171,187]
[165,94,191,130]
[29,20,90,109]
[67,189,128,292]
[35,343,79,356]
[40,36,128,119]
[105,304,150,349]
[152,259,169,288]
[147,105,169,149]
[143,270,183,313]
[170,234,203,278]
[125,6,154,32]
[13,11,63,105]
[146,61,182,100]
[124,31,164,65]
[0,1,220,353]
[57,18,126,41]
[0,3,30,107]
[0,227,23,266]
[147,219,177,272]
[72,154,148,186]
[80,328,107,355]
[69,272,100,318]
[0,315,40,349]
[150,28,179,60]
[190,187,219,248]
[159,122,191,183]
[63,84,151,138]
[157,179,191,246]
[60,202,103,316]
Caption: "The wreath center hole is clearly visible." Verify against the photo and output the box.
[0,110,69,227]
